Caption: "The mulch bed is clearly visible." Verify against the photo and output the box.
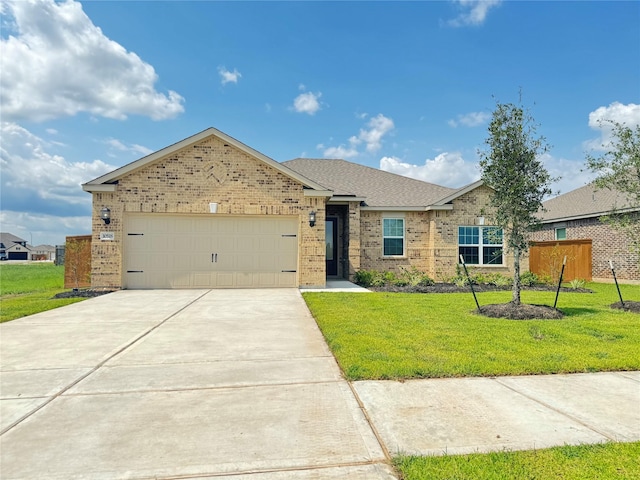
[368,283,592,294]
[611,301,640,313]
[52,288,116,299]
[366,282,589,320]
[478,302,564,320]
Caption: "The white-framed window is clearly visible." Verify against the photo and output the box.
[555,227,567,240]
[458,226,503,265]
[383,218,404,256]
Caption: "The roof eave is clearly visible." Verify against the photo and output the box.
[433,179,485,205]
[83,184,117,193]
[541,205,640,223]
[360,205,454,212]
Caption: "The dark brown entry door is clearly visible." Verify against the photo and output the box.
[325,218,338,276]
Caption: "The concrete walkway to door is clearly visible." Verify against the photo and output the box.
[1,289,395,479]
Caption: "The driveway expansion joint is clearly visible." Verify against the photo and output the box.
[1,290,211,436]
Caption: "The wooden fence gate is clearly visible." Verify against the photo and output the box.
[64,235,92,289]
[529,239,592,282]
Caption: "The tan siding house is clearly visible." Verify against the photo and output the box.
[83,128,513,289]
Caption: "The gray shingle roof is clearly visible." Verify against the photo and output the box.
[0,232,27,249]
[541,183,637,222]
[282,158,457,207]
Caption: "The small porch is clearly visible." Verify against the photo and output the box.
[325,202,361,281]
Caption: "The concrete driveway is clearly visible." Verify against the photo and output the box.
[1,289,395,479]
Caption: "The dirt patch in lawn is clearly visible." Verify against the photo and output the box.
[611,301,640,313]
[479,302,564,320]
[52,288,116,299]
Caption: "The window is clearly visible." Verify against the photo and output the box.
[555,227,567,240]
[383,218,404,256]
[458,226,503,265]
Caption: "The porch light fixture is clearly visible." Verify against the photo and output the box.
[309,211,316,228]
[100,207,111,225]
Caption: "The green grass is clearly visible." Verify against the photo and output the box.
[303,283,640,380]
[0,263,86,323]
[394,441,640,480]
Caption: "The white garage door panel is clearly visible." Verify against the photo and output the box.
[124,215,299,289]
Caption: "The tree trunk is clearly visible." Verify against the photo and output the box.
[512,246,521,305]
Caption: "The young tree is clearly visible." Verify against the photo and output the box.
[585,121,640,261]
[479,100,554,305]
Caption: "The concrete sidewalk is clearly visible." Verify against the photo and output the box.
[354,371,640,457]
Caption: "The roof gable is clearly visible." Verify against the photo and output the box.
[0,232,27,248]
[283,158,458,207]
[83,128,328,193]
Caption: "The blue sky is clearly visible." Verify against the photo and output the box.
[1,0,639,247]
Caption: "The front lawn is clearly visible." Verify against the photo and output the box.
[394,441,640,480]
[0,263,86,323]
[303,283,640,380]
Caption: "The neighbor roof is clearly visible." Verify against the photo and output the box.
[83,128,330,194]
[283,158,460,208]
[541,183,637,222]
[0,232,27,248]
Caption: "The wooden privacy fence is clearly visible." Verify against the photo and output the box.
[64,235,92,289]
[529,239,592,282]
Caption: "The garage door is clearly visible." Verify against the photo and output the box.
[123,214,299,289]
[8,252,28,260]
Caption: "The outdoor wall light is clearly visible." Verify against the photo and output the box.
[100,207,111,225]
[309,210,316,228]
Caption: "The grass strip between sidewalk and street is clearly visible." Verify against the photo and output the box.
[393,441,640,480]
[303,283,640,380]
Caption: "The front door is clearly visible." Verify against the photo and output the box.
[325,217,338,276]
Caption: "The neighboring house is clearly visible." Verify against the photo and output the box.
[82,127,513,289]
[31,244,56,261]
[0,233,31,260]
[530,183,639,282]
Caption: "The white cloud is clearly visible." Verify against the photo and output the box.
[0,0,184,122]
[448,0,501,27]
[539,153,595,197]
[319,114,395,158]
[46,128,58,135]
[0,210,91,247]
[106,138,153,156]
[218,66,242,85]
[320,143,359,159]
[448,111,490,128]
[292,91,322,115]
[1,122,115,206]
[585,102,640,151]
[358,114,395,153]
[380,152,480,188]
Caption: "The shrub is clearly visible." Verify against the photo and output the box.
[354,270,374,287]
[570,278,587,289]
[486,272,511,286]
[397,266,434,287]
[520,271,539,287]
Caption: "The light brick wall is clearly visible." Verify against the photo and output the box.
[357,185,517,281]
[429,185,513,280]
[530,217,640,282]
[359,210,431,274]
[90,136,326,288]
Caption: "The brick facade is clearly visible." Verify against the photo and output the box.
[90,136,326,288]
[530,217,640,282]
[88,132,529,289]
[358,186,516,281]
